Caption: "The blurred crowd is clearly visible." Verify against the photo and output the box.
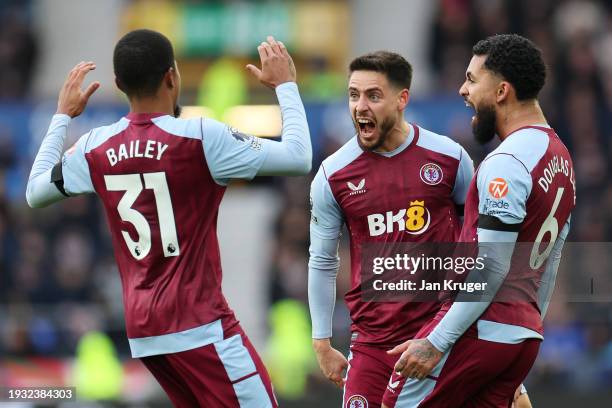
[0,0,611,401]
[0,1,37,100]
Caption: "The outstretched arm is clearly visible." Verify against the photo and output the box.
[26,61,99,207]
[256,81,311,176]
[247,36,311,176]
[201,37,311,184]
[308,166,347,387]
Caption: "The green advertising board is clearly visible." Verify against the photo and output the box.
[180,3,291,56]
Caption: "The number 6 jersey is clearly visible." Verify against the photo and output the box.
[457,125,576,336]
[56,112,270,357]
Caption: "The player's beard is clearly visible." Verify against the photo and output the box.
[174,104,182,118]
[356,116,395,152]
[472,103,497,144]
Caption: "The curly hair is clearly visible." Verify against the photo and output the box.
[473,34,546,100]
[349,51,413,90]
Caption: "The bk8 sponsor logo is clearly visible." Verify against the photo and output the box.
[367,200,431,236]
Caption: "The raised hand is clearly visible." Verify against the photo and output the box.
[57,61,100,118]
[246,36,296,89]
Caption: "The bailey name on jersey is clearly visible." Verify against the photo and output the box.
[106,139,169,166]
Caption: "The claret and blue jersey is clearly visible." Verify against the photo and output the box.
[23,81,312,368]
[425,124,576,355]
[381,125,577,408]
[454,125,576,337]
[309,123,474,346]
[58,112,269,357]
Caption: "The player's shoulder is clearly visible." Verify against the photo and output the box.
[415,125,465,161]
[84,117,131,153]
[484,127,550,173]
[151,115,204,140]
[320,136,363,179]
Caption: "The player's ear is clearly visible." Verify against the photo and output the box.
[496,81,512,104]
[165,68,176,89]
[115,77,125,93]
[398,88,410,110]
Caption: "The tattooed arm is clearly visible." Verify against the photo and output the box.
[387,338,443,380]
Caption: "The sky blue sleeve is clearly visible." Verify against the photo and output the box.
[308,165,344,338]
[477,154,532,225]
[201,118,269,185]
[26,112,94,204]
[308,236,340,339]
[257,82,311,176]
[538,219,570,318]
[62,131,95,195]
[427,229,518,353]
[27,114,72,207]
[451,146,474,205]
[309,165,343,240]
[202,82,311,185]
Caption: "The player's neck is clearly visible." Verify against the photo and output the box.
[375,119,411,153]
[129,94,175,116]
[497,100,548,141]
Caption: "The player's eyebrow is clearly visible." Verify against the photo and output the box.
[348,86,383,93]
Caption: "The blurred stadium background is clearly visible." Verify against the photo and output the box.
[0,0,611,406]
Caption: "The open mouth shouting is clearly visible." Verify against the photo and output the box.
[464,99,476,124]
[356,116,377,140]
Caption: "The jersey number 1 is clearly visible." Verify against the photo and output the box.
[104,172,180,260]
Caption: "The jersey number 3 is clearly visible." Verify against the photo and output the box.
[104,172,180,260]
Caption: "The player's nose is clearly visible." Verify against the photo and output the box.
[459,82,468,97]
[355,95,369,113]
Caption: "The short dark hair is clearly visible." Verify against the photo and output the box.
[113,29,175,97]
[349,51,412,90]
[473,34,546,100]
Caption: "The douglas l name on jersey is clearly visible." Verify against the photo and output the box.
[538,154,576,196]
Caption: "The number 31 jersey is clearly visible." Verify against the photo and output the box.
[458,125,576,335]
[58,112,268,357]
